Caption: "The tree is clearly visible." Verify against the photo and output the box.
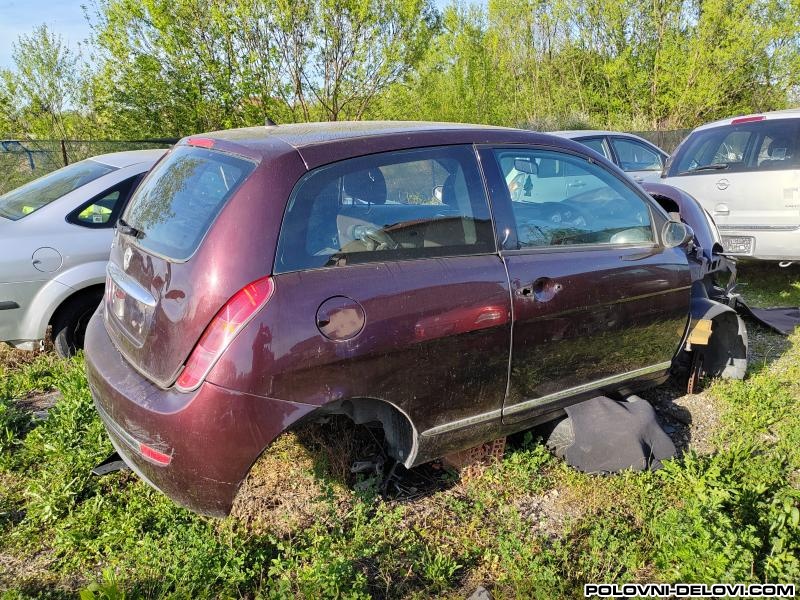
[87,0,437,136]
[1,25,84,138]
[272,0,437,121]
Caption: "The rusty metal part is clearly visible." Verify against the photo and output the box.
[442,437,506,473]
[687,351,704,395]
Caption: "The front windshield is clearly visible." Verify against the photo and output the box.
[0,159,116,220]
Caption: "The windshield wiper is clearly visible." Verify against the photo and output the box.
[117,218,145,239]
[679,164,729,175]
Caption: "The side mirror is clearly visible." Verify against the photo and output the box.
[662,220,694,248]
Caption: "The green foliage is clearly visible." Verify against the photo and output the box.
[0,24,89,139]
[378,0,800,129]
[85,0,438,137]
[2,280,800,596]
[3,0,798,141]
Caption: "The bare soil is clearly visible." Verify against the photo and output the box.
[229,417,383,537]
[0,344,39,371]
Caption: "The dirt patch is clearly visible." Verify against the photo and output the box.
[15,391,61,418]
[0,344,39,372]
[0,550,84,594]
[516,487,579,540]
[747,322,792,370]
[642,382,721,456]
[230,417,383,537]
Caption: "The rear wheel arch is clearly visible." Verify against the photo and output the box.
[301,397,420,468]
[48,284,105,357]
[228,396,420,515]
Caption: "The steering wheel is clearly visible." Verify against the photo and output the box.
[358,226,399,251]
[537,202,589,228]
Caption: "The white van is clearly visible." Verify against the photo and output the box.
[662,109,800,262]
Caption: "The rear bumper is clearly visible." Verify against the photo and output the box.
[84,310,316,516]
[718,227,800,261]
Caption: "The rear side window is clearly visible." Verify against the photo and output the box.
[0,159,115,221]
[123,145,256,260]
[67,175,142,229]
[275,145,495,273]
[576,137,611,160]
[610,137,663,172]
[669,119,800,176]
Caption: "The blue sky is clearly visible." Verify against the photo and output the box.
[1,0,91,69]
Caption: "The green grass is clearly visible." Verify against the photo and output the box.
[1,266,799,598]
[738,263,800,308]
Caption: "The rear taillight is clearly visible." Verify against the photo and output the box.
[175,276,275,392]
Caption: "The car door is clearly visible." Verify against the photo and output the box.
[267,144,512,458]
[478,145,691,424]
[608,136,666,183]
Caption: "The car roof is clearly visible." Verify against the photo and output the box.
[694,107,800,132]
[552,130,656,143]
[88,148,167,168]
[203,121,510,149]
[552,129,618,137]
[193,121,595,170]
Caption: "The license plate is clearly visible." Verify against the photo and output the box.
[721,235,754,254]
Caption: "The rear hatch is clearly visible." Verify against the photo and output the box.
[103,142,260,387]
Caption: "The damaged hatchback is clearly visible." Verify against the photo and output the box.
[84,122,746,515]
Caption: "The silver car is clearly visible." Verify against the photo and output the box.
[0,149,165,355]
[552,131,668,184]
[662,110,800,262]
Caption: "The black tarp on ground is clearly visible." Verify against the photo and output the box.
[562,396,676,473]
[735,300,800,336]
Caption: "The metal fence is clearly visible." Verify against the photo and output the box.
[630,129,691,154]
[0,129,692,196]
[0,138,176,195]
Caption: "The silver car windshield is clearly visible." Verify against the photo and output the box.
[0,159,116,221]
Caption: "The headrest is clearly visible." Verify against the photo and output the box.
[343,168,387,204]
[441,173,458,206]
[768,137,792,158]
[537,158,559,178]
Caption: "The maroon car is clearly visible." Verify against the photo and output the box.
[85,122,733,516]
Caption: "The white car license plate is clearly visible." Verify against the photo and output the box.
[721,235,754,254]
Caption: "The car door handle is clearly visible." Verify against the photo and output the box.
[633,176,644,183]
[518,278,562,301]
[567,181,586,188]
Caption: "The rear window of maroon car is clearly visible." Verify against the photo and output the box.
[275,145,496,273]
[122,145,256,260]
